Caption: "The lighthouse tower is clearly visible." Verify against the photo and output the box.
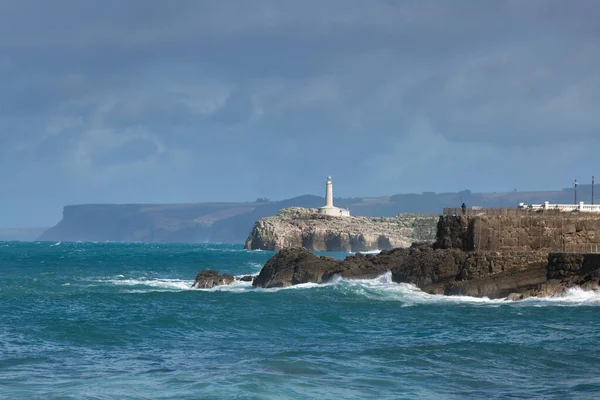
[318,176,350,217]
[325,176,333,207]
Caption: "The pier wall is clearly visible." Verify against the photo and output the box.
[436,213,600,253]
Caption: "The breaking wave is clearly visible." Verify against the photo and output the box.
[95,277,194,292]
[326,272,600,306]
[349,249,382,255]
[89,271,600,305]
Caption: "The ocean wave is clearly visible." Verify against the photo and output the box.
[349,249,382,255]
[518,286,600,305]
[93,271,600,305]
[323,272,600,306]
[204,247,246,252]
[222,272,600,305]
[97,277,194,292]
[323,272,507,305]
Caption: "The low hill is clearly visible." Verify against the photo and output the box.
[38,185,594,243]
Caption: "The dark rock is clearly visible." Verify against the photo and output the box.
[252,247,338,288]
[251,235,600,299]
[508,253,600,299]
[253,246,406,288]
[192,269,234,288]
[239,275,254,282]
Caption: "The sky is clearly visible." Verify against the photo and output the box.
[1,0,599,228]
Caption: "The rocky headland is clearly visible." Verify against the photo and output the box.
[196,211,600,299]
[244,207,438,252]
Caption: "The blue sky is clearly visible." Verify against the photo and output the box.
[1,0,599,227]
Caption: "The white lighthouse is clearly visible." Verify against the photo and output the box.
[325,176,333,207]
[318,176,350,217]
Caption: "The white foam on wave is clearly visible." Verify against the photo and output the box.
[204,247,245,252]
[330,273,507,306]
[191,274,323,293]
[193,278,254,293]
[518,286,600,306]
[349,249,382,255]
[98,277,194,292]
[256,281,324,292]
[328,272,600,306]
[92,270,600,305]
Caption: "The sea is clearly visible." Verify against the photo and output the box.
[1,242,600,399]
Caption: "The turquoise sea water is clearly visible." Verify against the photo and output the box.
[1,242,600,399]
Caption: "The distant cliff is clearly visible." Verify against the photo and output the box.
[38,186,592,244]
[244,207,438,251]
[38,196,328,243]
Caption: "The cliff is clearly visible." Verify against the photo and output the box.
[38,185,596,244]
[244,207,438,252]
[38,197,325,243]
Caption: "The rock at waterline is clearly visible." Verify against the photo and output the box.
[192,269,234,288]
[251,247,390,288]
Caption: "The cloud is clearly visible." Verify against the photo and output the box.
[361,118,600,195]
[1,0,599,227]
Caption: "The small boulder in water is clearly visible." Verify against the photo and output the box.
[192,269,234,288]
[239,275,254,282]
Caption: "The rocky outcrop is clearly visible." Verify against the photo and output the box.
[252,248,339,288]
[251,245,600,299]
[192,270,235,288]
[391,246,549,298]
[244,207,438,252]
[251,247,394,288]
[507,253,600,300]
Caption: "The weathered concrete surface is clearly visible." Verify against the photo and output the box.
[244,207,438,252]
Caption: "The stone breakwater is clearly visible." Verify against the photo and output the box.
[244,207,438,252]
[436,213,600,252]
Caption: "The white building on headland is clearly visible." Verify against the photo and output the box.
[318,176,351,217]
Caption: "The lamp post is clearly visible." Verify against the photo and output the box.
[593,176,595,205]
[574,179,578,204]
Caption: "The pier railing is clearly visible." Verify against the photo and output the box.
[444,202,600,216]
[523,202,600,213]
[443,207,527,216]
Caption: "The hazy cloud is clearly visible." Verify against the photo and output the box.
[1,0,599,227]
